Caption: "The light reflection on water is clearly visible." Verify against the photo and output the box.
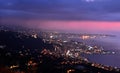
[75,34,120,67]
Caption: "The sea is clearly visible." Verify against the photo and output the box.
[73,34,120,68]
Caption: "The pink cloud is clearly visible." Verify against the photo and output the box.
[1,18,120,32]
[29,20,120,31]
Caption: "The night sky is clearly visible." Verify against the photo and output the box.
[0,0,120,33]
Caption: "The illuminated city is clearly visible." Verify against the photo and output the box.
[0,26,119,73]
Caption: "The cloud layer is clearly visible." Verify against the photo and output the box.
[0,0,120,21]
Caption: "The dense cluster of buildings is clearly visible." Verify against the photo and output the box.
[0,28,118,73]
